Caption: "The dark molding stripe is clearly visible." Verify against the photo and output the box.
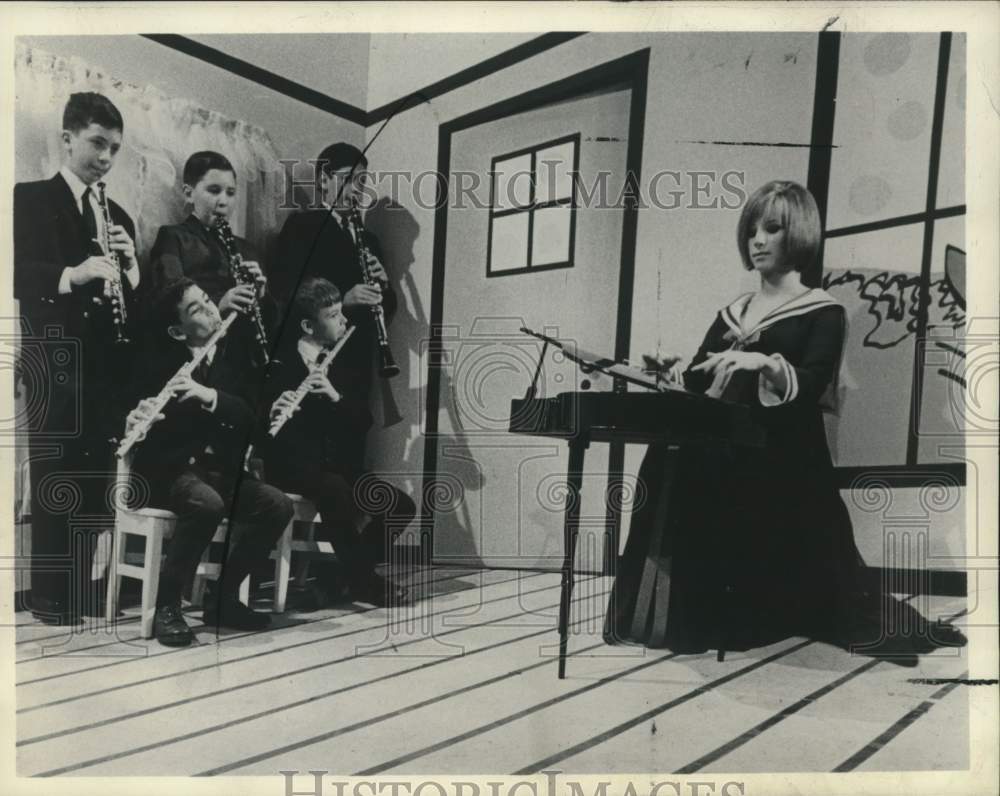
[418,126,453,539]
[141,34,368,125]
[365,33,586,125]
[142,33,584,129]
[804,30,841,289]
[907,33,952,466]
[834,462,966,489]
[825,204,965,239]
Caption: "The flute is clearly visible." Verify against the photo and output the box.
[116,313,238,458]
[268,326,355,438]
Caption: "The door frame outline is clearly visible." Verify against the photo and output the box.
[420,48,651,572]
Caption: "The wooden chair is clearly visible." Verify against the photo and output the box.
[105,457,245,639]
[188,520,249,608]
[270,494,338,613]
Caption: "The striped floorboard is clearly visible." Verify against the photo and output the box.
[15,570,969,776]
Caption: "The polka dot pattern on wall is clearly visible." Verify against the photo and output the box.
[863,34,912,76]
[848,174,893,217]
[887,100,928,141]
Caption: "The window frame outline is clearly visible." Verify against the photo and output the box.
[485,131,581,278]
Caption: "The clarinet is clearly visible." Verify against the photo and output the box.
[213,217,270,366]
[267,326,355,438]
[346,204,400,378]
[116,313,238,458]
[95,182,130,344]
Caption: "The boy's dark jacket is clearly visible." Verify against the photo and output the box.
[129,337,257,491]
[14,173,139,443]
[271,210,397,396]
[257,346,373,490]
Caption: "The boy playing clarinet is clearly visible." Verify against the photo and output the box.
[14,91,141,623]
[149,150,276,370]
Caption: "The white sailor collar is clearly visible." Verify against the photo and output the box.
[720,288,841,346]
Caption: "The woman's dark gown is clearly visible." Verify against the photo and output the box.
[604,290,964,657]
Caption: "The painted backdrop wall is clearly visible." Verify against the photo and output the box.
[10,32,967,581]
[363,32,966,576]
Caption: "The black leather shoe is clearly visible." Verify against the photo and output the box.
[30,595,82,626]
[203,597,271,631]
[931,623,967,648]
[31,608,83,626]
[314,569,352,607]
[354,574,411,607]
[306,580,352,609]
[154,604,194,647]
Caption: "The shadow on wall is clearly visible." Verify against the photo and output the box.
[366,198,486,563]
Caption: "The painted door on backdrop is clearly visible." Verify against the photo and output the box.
[431,86,632,572]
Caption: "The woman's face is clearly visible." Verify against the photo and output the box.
[747,211,789,274]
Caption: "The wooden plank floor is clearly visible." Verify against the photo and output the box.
[14,568,969,776]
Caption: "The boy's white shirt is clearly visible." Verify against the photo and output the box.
[57,164,140,293]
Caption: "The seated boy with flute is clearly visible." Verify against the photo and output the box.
[124,278,293,646]
[260,277,412,606]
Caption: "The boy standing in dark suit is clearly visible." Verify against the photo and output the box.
[14,92,141,624]
[125,279,293,646]
[271,142,397,402]
[261,278,413,605]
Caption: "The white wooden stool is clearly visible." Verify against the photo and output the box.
[105,458,246,639]
[270,494,338,613]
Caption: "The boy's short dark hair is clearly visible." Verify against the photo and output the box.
[153,277,197,331]
[292,277,342,330]
[315,142,366,181]
[183,151,236,187]
[62,92,124,134]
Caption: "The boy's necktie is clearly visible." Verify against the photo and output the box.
[341,213,355,243]
[81,186,100,255]
[193,355,212,385]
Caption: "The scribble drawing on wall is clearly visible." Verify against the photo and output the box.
[822,243,966,350]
